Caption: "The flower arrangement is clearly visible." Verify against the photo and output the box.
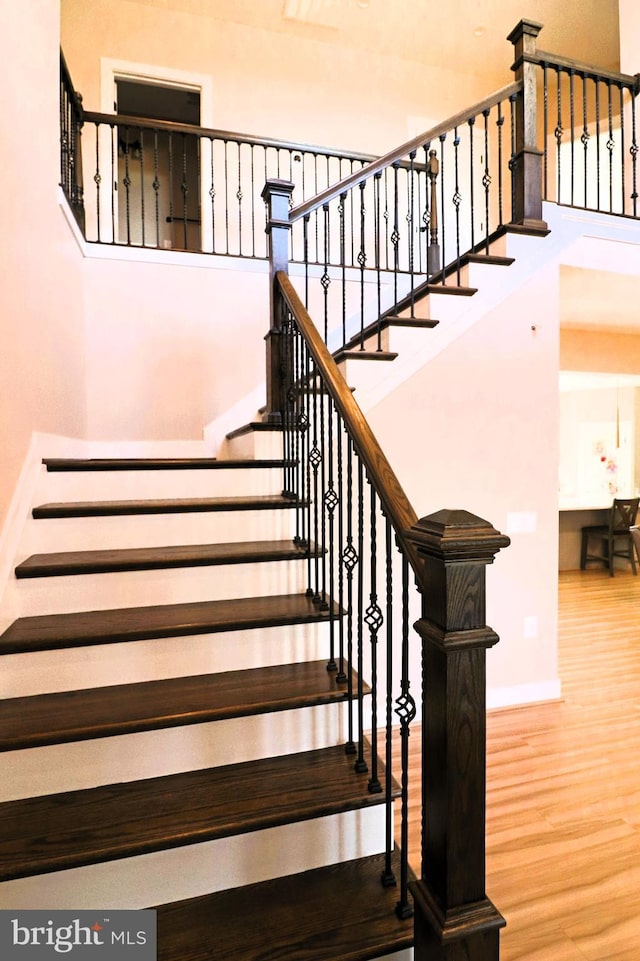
[595,441,619,495]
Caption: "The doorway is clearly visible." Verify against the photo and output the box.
[115,79,201,251]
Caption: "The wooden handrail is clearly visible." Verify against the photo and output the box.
[528,49,640,91]
[289,79,523,223]
[82,110,379,164]
[276,271,423,585]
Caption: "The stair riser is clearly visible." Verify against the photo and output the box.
[224,431,284,461]
[0,622,332,696]
[396,290,466,324]
[35,466,286,503]
[0,704,354,800]
[0,806,386,909]
[22,509,298,554]
[9,558,314,617]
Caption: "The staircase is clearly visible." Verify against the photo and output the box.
[0,433,414,961]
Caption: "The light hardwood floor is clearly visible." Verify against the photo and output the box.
[406,568,640,960]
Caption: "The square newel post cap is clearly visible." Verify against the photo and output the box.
[261,179,295,204]
[406,509,510,565]
[507,19,543,45]
[261,179,295,233]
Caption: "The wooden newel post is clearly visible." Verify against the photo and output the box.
[261,178,295,423]
[405,509,510,961]
[507,19,547,230]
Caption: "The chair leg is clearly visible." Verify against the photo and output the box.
[580,532,588,570]
[629,535,637,575]
[608,536,615,576]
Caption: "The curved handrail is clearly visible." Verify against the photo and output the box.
[290,79,523,222]
[276,270,423,585]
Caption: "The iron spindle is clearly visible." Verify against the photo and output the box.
[168,133,174,247]
[408,151,416,319]
[250,144,256,257]
[209,137,216,253]
[632,93,638,217]
[310,358,321,604]
[374,173,383,351]
[483,109,490,252]
[439,133,446,284]
[395,554,414,920]
[366,482,382,794]
[339,193,347,350]
[358,181,367,349]
[468,117,475,252]
[556,68,563,205]
[453,126,462,282]
[335,411,347,683]
[94,123,102,244]
[570,69,576,206]
[236,141,243,255]
[392,162,400,307]
[354,456,367,774]
[153,131,160,248]
[620,85,626,214]
[319,365,328,611]
[123,127,132,245]
[181,134,189,249]
[304,342,313,588]
[343,436,356,755]
[322,203,330,344]
[608,80,614,212]
[110,122,116,244]
[224,140,230,253]
[543,65,549,200]
[596,80,602,210]
[325,395,337,670]
[381,515,396,888]
[509,94,517,225]
[303,214,310,308]
[139,129,146,248]
[497,103,504,225]
[582,74,589,209]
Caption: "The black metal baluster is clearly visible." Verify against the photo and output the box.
[596,81,602,211]
[453,126,462,282]
[509,94,518,223]
[483,109,490,252]
[336,413,347,683]
[582,74,589,208]
[339,192,347,350]
[153,130,160,248]
[343,436,357,755]
[395,554,415,920]
[407,151,416,319]
[608,80,614,212]
[381,515,396,888]
[292,319,303,546]
[570,69,576,206]
[322,203,331,344]
[438,133,446,283]
[281,310,293,497]
[168,132,174,247]
[179,134,188,249]
[139,129,146,248]
[422,144,430,276]
[632,90,638,217]
[303,214,310,309]
[196,136,201,253]
[383,170,391,271]
[374,172,383,350]
[209,137,216,253]
[392,162,400,307]
[318,367,328,611]
[94,122,102,244]
[543,64,549,200]
[366,482,382,794]
[224,139,230,253]
[123,127,132,245]
[468,117,475,252]
[354,456,367,774]
[497,103,504,225]
[304,340,313,591]
[325,395,337,671]
[619,85,626,214]
[310,359,321,604]
[358,181,367,349]
[237,141,243,255]
[555,68,563,205]
[110,122,116,244]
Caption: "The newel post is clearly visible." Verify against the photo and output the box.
[405,510,510,961]
[508,19,547,230]
[261,178,295,423]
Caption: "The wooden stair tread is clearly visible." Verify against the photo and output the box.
[155,849,414,961]
[32,494,301,519]
[333,348,398,364]
[0,745,395,881]
[0,593,338,655]
[15,539,319,578]
[42,457,289,472]
[0,660,363,751]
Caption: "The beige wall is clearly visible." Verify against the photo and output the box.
[0,0,86,526]
[618,0,639,74]
[368,264,561,703]
[561,329,640,373]
[60,0,497,156]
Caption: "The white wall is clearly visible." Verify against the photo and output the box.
[367,264,561,708]
[0,1,86,526]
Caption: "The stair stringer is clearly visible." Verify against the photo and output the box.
[339,202,640,415]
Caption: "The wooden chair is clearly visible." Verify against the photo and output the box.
[580,497,640,576]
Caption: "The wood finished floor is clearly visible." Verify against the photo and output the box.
[403,568,640,961]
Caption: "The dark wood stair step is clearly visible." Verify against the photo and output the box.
[32,494,302,519]
[333,348,398,364]
[15,539,319,579]
[42,457,289,472]
[155,849,414,961]
[0,660,363,751]
[0,744,395,881]
[0,593,338,655]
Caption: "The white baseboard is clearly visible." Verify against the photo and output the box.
[487,677,562,711]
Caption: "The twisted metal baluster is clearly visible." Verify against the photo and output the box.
[468,116,475,252]
[209,137,216,253]
[354,456,367,774]
[569,69,576,207]
[581,73,589,208]
[497,103,504,225]
[139,129,146,248]
[322,203,331,346]
[309,358,321,604]
[374,172,383,350]
[153,130,160,248]
[110,122,116,244]
[407,151,416,319]
[168,133,174,246]
[395,554,416,920]
[223,140,230,253]
[250,144,256,258]
[94,122,102,244]
[366,481,382,794]
[542,64,549,200]
[339,192,347,350]
[381,515,396,888]
[608,80,614,213]
[325,395,337,670]
[509,94,517,223]
[392,162,400,308]
[619,85,626,214]
[123,127,132,245]
[631,90,638,217]
[336,413,347,683]
[358,182,367,349]
[343,436,357,754]
[482,109,491,252]
[319,366,328,611]
[596,80,602,212]
[453,126,462,282]
[439,133,446,284]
